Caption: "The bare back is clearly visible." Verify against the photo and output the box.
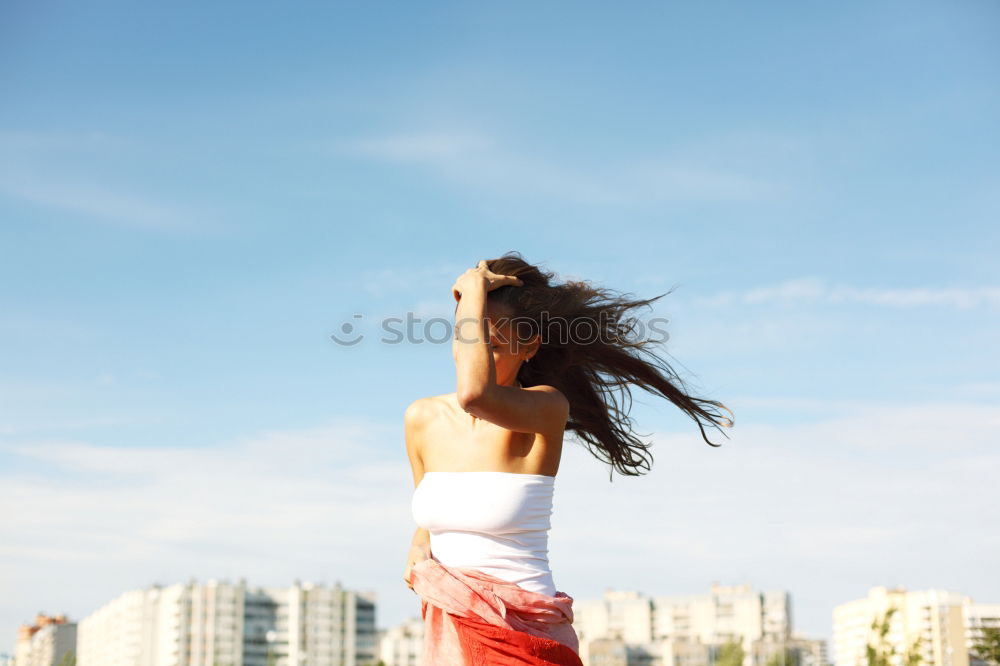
[414,392,565,477]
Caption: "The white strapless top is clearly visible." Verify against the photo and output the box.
[411,471,557,596]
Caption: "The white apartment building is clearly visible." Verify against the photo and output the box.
[833,586,1000,666]
[14,613,76,666]
[788,632,830,666]
[376,616,423,666]
[964,601,1000,666]
[76,577,377,666]
[573,583,823,666]
[576,590,656,646]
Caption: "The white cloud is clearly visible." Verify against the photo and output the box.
[0,417,415,636]
[551,398,1000,644]
[946,381,1000,399]
[0,130,130,153]
[700,277,1000,309]
[0,130,224,232]
[333,129,786,205]
[2,401,998,646]
[628,161,786,201]
[0,175,219,232]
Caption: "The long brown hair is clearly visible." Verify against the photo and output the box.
[484,251,734,480]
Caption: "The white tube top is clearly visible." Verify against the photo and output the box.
[411,471,557,596]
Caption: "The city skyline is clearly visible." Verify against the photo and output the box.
[11,579,1000,666]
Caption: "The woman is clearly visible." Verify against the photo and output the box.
[403,252,733,665]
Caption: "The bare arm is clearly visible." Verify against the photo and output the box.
[405,399,426,487]
[453,277,494,408]
[412,527,430,548]
[464,383,571,435]
[403,400,431,589]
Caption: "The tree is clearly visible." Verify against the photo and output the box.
[718,639,746,666]
[971,627,1000,666]
[865,607,922,666]
[765,647,800,666]
[57,651,76,666]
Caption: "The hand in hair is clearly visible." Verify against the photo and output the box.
[451,259,523,301]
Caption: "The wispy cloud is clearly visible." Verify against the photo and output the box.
[699,277,1000,309]
[553,397,1000,639]
[2,399,998,640]
[0,130,224,232]
[0,417,412,629]
[0,174,221,232]
[0,130,130,153]
[333,129,787,205]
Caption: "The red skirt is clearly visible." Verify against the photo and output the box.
[409,556,584,665]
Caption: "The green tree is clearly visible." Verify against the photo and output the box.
[971,627,1000,666]
[765,647,799,666]
[56,650,76,666]
[865,608,923,666]
[717,639,746,666]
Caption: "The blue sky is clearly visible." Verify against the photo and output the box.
[1,0,998,655]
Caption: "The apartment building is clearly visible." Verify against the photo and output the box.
[14,613,76,666]
[573,583,824,666]
[964,601,1000,666]
[75,577,376,666]
[376,615,424,666]
[833,586,1000,666]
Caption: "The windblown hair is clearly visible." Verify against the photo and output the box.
[483,251,734,480]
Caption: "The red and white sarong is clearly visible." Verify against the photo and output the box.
[409,556,584,665]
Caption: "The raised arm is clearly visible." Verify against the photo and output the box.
[452,275,494,407]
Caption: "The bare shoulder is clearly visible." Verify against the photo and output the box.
[404,394,450,427]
